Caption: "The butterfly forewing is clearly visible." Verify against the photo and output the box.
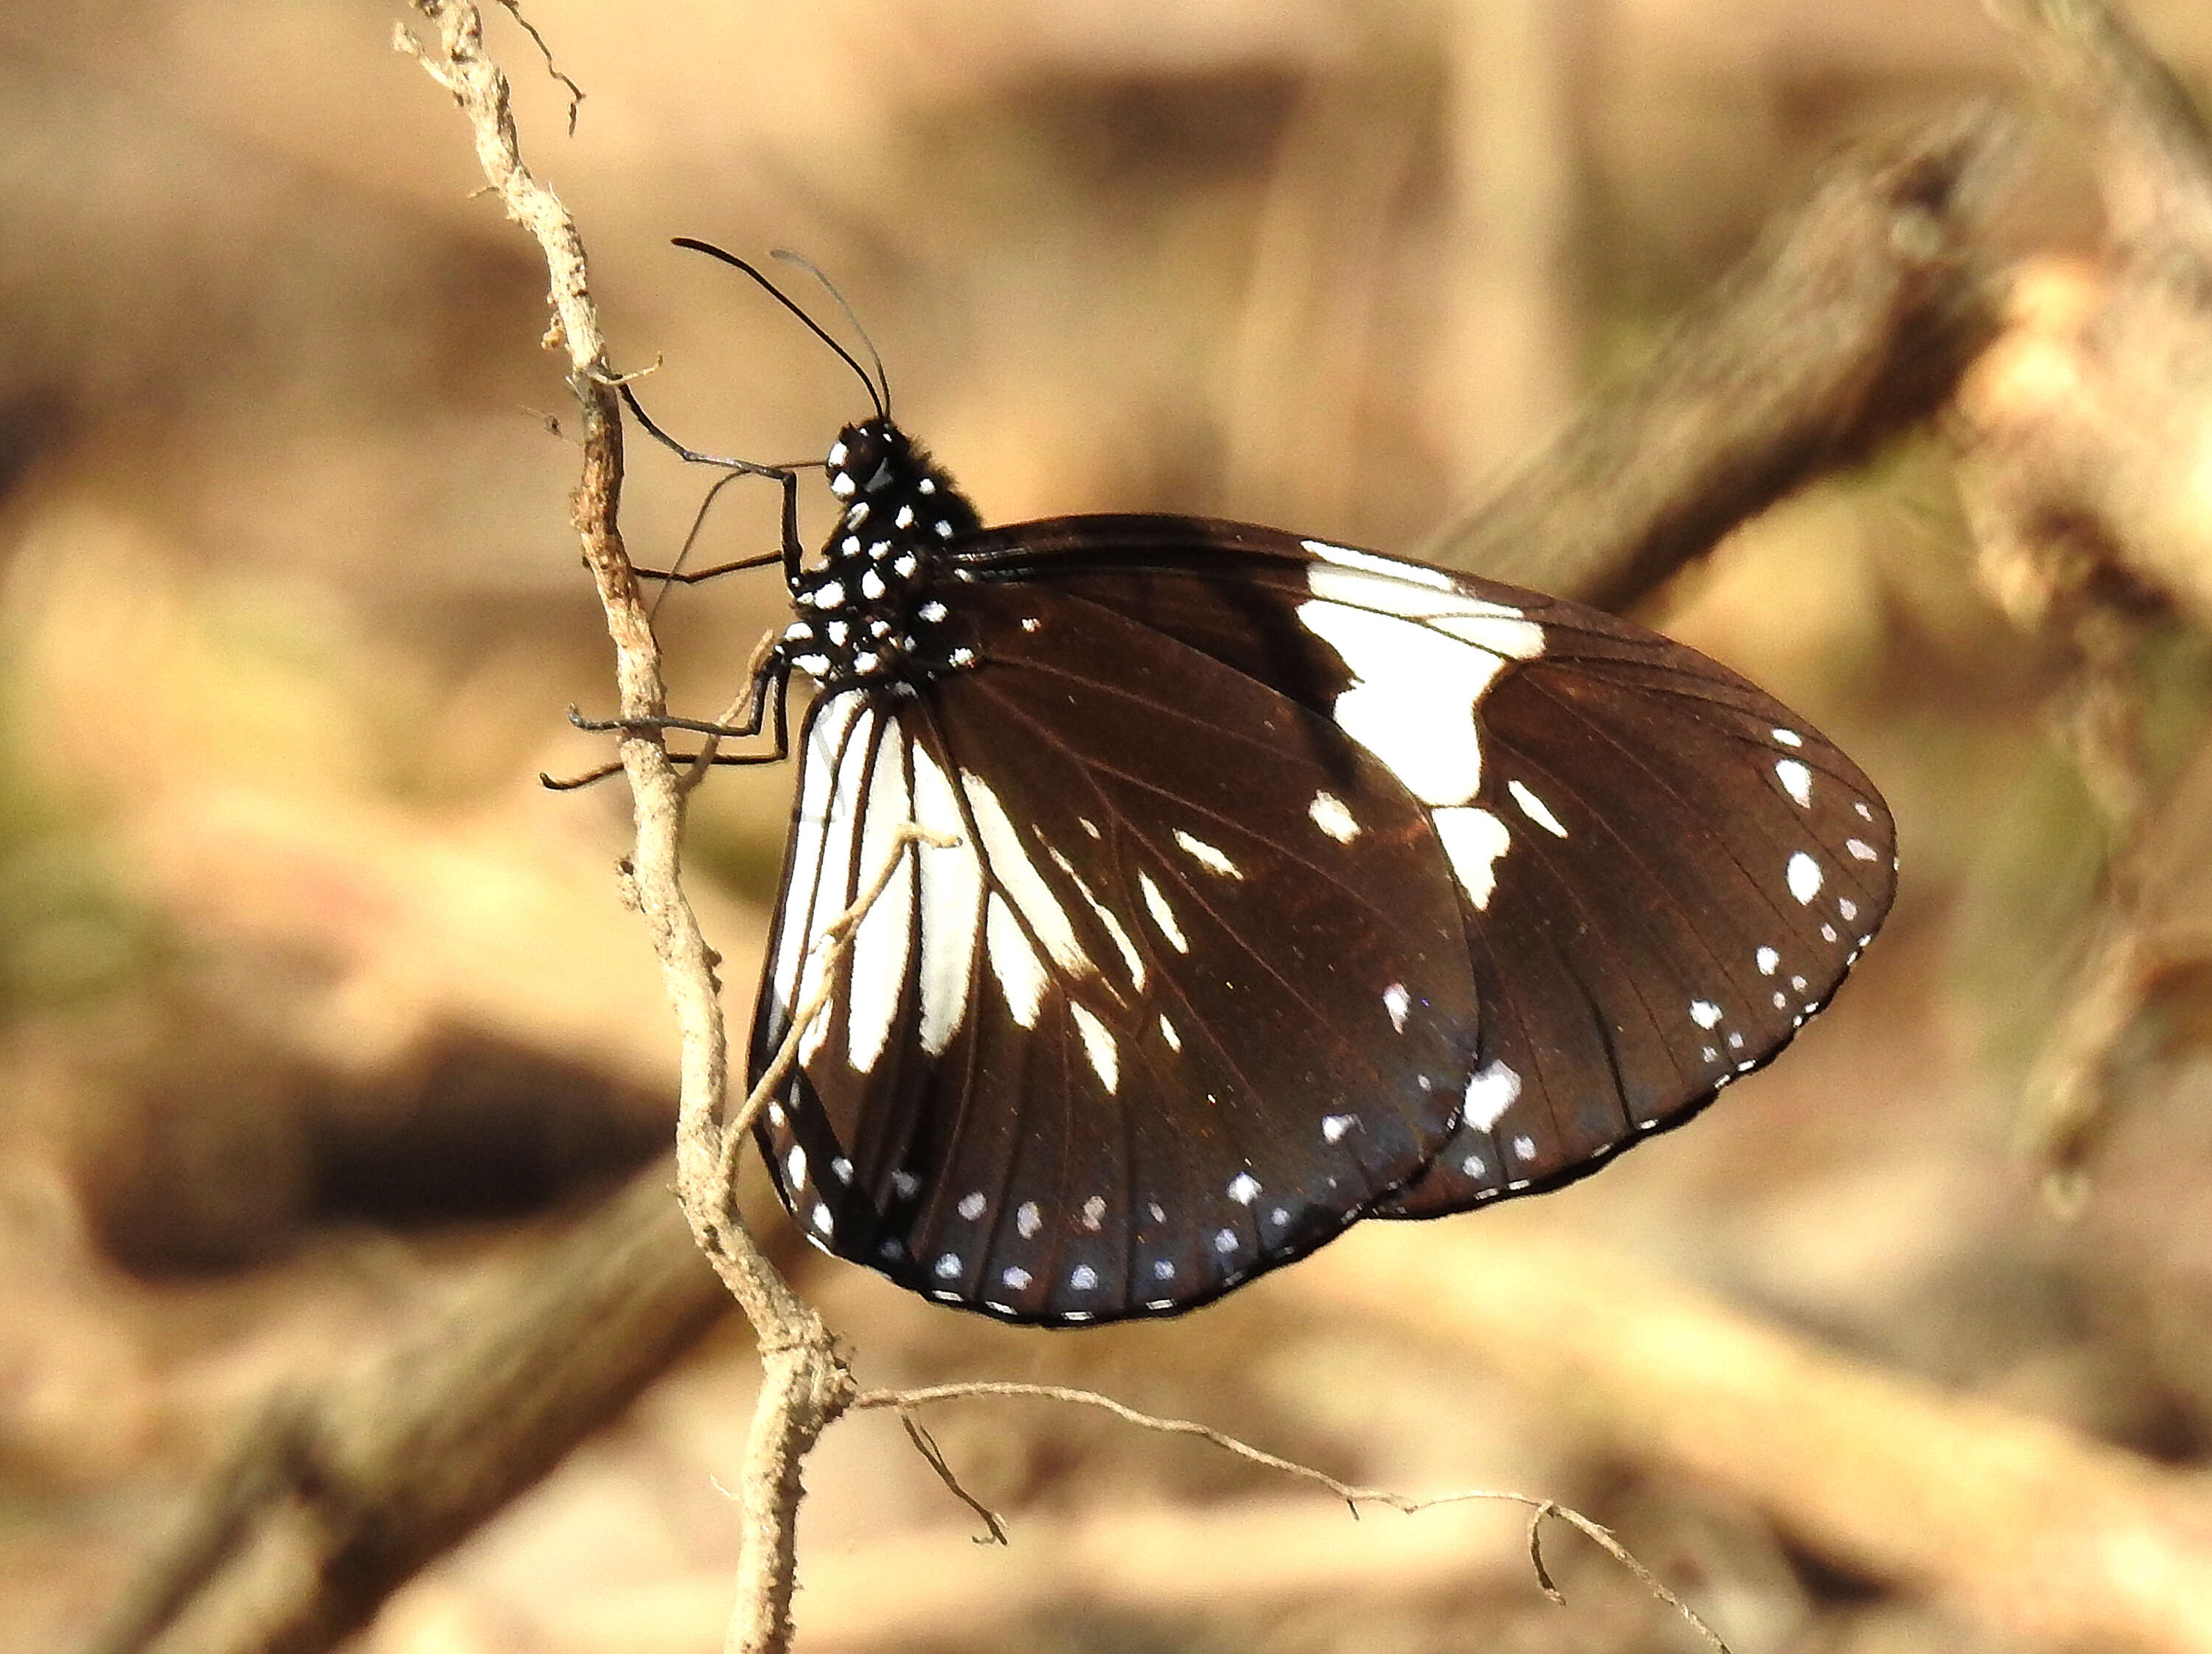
[950,515,1896,1219]
[751,582,1477,1323]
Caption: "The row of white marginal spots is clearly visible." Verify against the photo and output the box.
[1684,726,1889,1078]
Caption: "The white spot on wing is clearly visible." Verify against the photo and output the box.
[1298,600,1523,805]
[1308,791,1360,842]
[1016,1201,1041,1237]
[1070,1264,1099,1290]
[1756,946,1780,976]
[1787,852,1824,904]
[811,1203,833,1236]
[1462,1059,1522,1131]
[1228,1172,1260,1205]
[1690,999,1723,1029]
[1173,830,1242,878]
[1775,758,1813,807]
[1001,1266,1031,1290]
[1071,1002,1120,1093]
[1507,779,1569,838]
[933,1253,961,1280]
[1081,1195,1106,1231]
[786,1146,807,1189]
[1382,983,1411,1031]
[1433,806,1512,908]
[1772,728,1804,748]
[956,1191,985,1220]
[1846,838,1878,861]
[1321,1112,1357,1143]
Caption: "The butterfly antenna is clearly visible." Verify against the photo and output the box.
[771,248,892,420]
[671,237,886,420]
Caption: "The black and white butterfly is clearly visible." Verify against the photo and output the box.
[616,246,1896,1327]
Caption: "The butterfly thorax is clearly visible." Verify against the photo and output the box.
[779,416,984,692]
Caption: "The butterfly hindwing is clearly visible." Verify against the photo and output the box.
[751,580,1477,1323]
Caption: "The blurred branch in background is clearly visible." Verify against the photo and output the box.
[1955,0,2212,1192]
[1434,105,2010,608]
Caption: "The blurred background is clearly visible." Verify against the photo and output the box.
[3,1,2211,1651]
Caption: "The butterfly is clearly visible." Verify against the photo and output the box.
[615,244,1896,1327]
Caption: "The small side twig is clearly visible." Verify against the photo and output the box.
[855,1382,1725,1653]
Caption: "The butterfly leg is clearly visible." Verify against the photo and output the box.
[619,383,810,588]
[543,641,795,791]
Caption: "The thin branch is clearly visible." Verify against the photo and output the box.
[856,1382,1725,1653]
[398,7,836,1653]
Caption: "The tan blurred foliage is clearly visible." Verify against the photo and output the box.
[9,1,2212,1653]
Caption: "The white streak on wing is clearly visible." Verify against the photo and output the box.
[911,743,982,1054]
[1775,758,1813,807]
[961,771,1091,978]
[1071,1002,1119,1093]
[1139,872,1189,952]
[1787,851,1824,904]
[1158,1013,1181,1051]
[1462,1059,1521,1131]
[1172,830,1242,878]
[1301,538,1458,592]
[1428,611,1548,656]
[796,702,876,1066]
[1432,806,1512,909]
[771,693,865,1014]
[1296,600,1532,806]
[985,894,1046,1026]
[844,722,916,1073]
[1507,779,1568,838]
[1048,849,1146,995]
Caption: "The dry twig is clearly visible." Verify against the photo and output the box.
[855,1382,1725,1651]
[399,7,842,1653]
